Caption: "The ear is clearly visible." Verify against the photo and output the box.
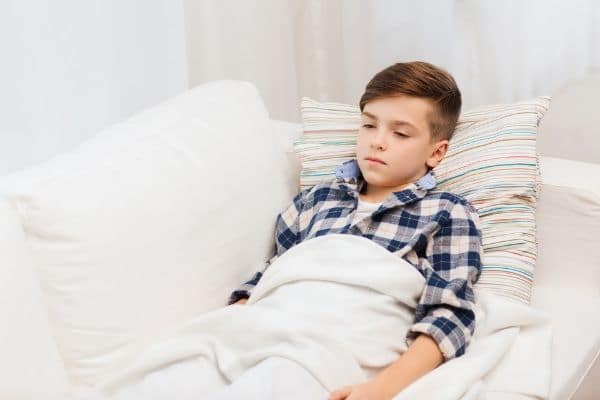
[426,140,449,169]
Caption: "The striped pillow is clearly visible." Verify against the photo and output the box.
[294,96,551,304]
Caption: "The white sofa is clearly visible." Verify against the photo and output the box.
[0,80,598,400]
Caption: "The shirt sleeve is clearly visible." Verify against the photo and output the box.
[405,200,483,362]
[227,188,309,305]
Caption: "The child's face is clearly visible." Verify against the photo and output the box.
[355,95,448,197]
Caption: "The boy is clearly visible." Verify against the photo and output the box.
[228,61,483,400]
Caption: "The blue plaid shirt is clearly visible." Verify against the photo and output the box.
[228,159,483,362]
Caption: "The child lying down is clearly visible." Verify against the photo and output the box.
[73,60,483,400]
[225,60,483,400]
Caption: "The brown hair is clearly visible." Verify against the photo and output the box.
[359,61,462,143]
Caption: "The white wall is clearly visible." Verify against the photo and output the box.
[0,0,189,176]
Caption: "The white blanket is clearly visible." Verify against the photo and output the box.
[68,234,552,399]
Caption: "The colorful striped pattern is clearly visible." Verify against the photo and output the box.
[293,96,551,304]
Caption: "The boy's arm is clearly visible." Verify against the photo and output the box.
[227,255,277,305]
[371,201,483,397]
[369,333,444,398]
[403,200,483,361]
[227,188,309,305]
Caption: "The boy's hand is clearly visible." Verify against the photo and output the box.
[329,381,389,400]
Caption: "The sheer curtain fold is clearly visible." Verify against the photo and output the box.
[186,0,600,120]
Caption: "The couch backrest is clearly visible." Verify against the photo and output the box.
[0,81,299,386]
[537,70,600,164]
[535,156,600,294]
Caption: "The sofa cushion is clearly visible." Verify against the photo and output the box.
[294,96,551,305]
[0,197,69,398]
[0,80,294,387]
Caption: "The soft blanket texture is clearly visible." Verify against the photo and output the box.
[64,234,552,400]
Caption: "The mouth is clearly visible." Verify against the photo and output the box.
[365,157,386,165]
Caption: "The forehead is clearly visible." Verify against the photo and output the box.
[362,96,432,133]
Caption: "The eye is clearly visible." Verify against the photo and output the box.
[362,124,374,129]
[394,132,408,137]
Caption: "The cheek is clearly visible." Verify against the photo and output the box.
[355,135,367,151]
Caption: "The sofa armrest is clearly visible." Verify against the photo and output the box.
[534,156,600,294]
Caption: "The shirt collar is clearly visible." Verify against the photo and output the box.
[332,158,437,207]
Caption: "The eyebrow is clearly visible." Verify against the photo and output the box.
[361,111,419,132]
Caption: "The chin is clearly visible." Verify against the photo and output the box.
[361,172,385,185]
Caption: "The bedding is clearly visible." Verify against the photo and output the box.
[60,234,552,400]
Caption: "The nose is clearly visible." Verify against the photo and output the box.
[370,128,387,150]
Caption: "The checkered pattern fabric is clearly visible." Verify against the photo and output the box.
[229,159,483,361]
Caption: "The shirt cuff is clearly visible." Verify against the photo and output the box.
[228,290,250,305]
[405,316,468,362]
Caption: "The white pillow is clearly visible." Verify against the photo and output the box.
[0,198,69,399]
[0,80,293,387]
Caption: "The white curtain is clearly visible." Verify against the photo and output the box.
[185,0,600,122]
[0,0,188,175]
[2,0,599,175]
